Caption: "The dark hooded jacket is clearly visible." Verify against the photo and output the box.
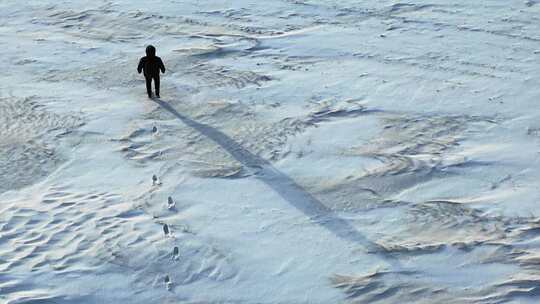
[137,45,165,77]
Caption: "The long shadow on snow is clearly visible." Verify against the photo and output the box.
[153,98,397,261]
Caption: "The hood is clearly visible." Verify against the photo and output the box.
[146,45,156,57]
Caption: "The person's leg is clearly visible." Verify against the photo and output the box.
[145,76,152,98]
[154,75,160,98]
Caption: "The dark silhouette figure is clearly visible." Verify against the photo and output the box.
[137,45,166,98]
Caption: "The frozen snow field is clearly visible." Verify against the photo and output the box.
[1,0,540,303]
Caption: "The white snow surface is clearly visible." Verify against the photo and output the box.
[1,0,540,303]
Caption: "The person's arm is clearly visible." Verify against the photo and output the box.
[159,58,166,73]
[137,58,144,74]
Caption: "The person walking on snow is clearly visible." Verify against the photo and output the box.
[137,45,166,98]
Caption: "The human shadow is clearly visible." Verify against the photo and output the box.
[152,98,389,255]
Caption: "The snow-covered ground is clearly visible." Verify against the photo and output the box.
[1,0,540,303]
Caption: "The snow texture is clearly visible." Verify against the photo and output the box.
[1,0,540,303]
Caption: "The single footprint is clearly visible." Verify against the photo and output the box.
[152,174,162,186]
[163,223,170,236]
[167,196,176,210]
[172,246,179,261]
[164,275,172,291]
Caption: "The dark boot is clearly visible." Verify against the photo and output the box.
[155,76,161,98]
[145,76,152,98]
